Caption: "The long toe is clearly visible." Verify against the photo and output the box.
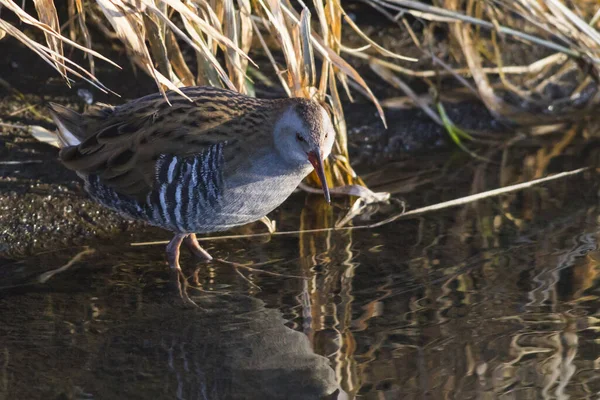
[184,234,213,261]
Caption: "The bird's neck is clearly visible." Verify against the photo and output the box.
[248,149,312,179]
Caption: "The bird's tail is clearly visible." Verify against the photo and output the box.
[47,103,85,147]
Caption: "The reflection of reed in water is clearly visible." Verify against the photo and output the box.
[312,162,600,398]
[491,318,578,399]
[469,228,600,398]
[299,195,360,398]
[295,126,600,398]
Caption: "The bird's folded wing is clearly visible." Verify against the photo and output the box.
[57,87,270,200]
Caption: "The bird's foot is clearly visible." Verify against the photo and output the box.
[184,233,213,261]
[168,233,303,295]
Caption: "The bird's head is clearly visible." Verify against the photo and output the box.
[273,99,336,203]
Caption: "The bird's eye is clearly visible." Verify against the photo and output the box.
[296,133,305,142]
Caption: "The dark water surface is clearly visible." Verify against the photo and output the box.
[2,154,600,400]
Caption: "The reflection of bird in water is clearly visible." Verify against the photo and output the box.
[48,87,335,272]
[87,293,342,400]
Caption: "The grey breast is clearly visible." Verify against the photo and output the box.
[206,150,312,232]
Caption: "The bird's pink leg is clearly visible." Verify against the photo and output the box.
[184,233,213,261]
[166,233,198,307]
[166,233,187,270]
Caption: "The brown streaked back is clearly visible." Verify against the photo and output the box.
[52,86,287,200]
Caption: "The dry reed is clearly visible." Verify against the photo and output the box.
[363,0,600,129]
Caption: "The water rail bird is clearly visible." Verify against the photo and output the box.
[49,86,335,271]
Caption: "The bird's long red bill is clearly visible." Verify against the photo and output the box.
[307,150,331,204]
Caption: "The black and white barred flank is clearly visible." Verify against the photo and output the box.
[85,143,224,233]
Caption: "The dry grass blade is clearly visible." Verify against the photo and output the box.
[0,0,119,68]
[280,3,387,127]
[144,13,175,83]
[371,63,443,125]
[33,0,67,81]
[159,0,255,67]
[165,30,195,86]
[223,0,246,92]
[352,51,567,78]
[451,20,515,121]
[74,0,95,74]
[37,247,96,284]
[237,0,253,64]
[327,67,347,155]
[332,0,417,62]
[545,0,600,46]
[171,5,231,89]
[378,0,588,59]
[256,0,302,95]
[312,0,330,99]
[0,19,116,94]
[148,0,244,94]
[96,0,176,101]
[0,19,71,82]
[250,17,291,96]
[358,0,600,128]
[300,9,316,88]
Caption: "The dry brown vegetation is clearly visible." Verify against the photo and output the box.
[1,0,599,192]
[367,1,600,126]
